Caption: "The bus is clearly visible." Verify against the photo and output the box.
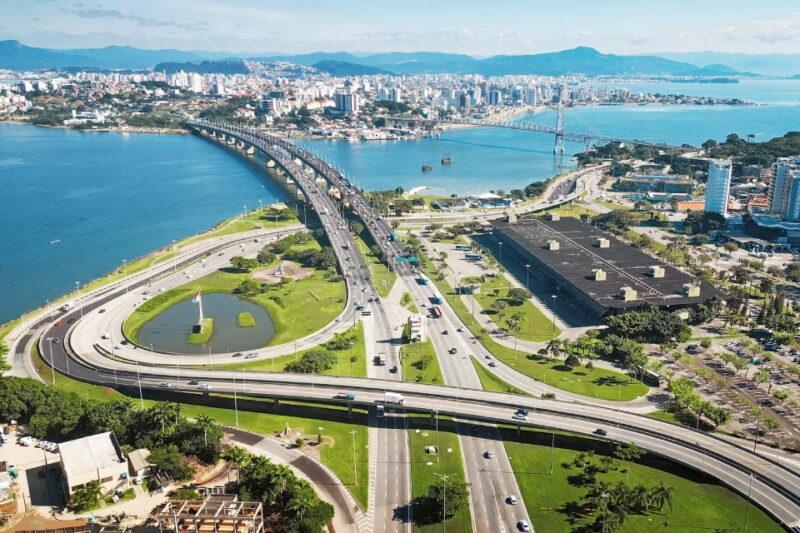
[430,306,443,318]
[464,253,482,262]
[454,244,471,251]
[431,293,444,305]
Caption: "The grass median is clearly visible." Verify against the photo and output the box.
[503,426,782,532]
[187,317,214,344]
[407,414,472,533]
[470,356,527,395]
[401,341,443,384]
[354,232,396,298]
[423,264,647,401]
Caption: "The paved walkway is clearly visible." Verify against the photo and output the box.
[225,427,369,533]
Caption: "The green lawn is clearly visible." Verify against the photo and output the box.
[423,264,647,401]
[401,292,419,314]
[124,256,345,348]
[407,414,472,533]
[220,322,367,378]
[177,207,299,248]
[465,274,559,341]
[237,311,256,328]
[470,356,527,395]
[30,339,369,509]
[503,427,782,533]
[187,317,214,344]
[354,233,397,297]
[540,203,598,219]
[402,341,444,385]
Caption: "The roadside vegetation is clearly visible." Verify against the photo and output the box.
[221,323,367,378]
[503,426,782,532]
[470,356,527,395]
[401,292,419,313]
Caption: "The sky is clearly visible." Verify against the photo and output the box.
[3,0,800,55]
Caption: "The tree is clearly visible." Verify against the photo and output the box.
[507,287,530,305]
[613,443,645,482]
[592,210,638,233]
[230,255,260,272]
[491,299,508,314]
[683,211,726,235]
[257,249,276,264]
[221,446,251,484]
[149,445,193,480]
[426,477,470,522]
[69,480,102,512]
[649,482,675,512]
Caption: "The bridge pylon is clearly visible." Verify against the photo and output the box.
[553,103,565,154]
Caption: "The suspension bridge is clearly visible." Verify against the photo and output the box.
[378,104,690,154]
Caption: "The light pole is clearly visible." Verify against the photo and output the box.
[122,259,129,294]
[136,359,144,409]
[74,281,84,318]
[318,426,325,445]
[524,264,531,288]
[498,241,503,262]
[350,429,358,487]
[233,377,239,427]
[433,472,453,531]
[551,294,557,335]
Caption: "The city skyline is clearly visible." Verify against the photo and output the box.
[4,0,800,56]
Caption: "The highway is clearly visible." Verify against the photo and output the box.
[8,121,800,531]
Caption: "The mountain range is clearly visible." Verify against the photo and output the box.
[0,39,789,77]
[658,51,800,77]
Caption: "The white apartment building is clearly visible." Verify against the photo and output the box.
[704,159,732,216]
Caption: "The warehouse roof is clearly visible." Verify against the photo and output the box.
[59,432,126,480]
[491,217,716,311]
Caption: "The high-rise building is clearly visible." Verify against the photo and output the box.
[389,87,402,103]
[783,173,800,222]
[487,89,502,105]
[769,156,800,216]
[334,92,359,114]
[704,159,732,216]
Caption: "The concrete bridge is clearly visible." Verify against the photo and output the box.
[187,119,410,272]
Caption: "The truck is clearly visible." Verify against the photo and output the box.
[430,306,443,319]
[335,392,356,401]
[60,301,74,312]
[384,392,405,405]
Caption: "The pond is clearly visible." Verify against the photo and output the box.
[136,292,275,354]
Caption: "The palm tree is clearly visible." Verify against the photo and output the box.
[221,446,251,484]
[648,482,674,512]
[266,463,295,503]
[195,413,215,447]
[545,338,562,360]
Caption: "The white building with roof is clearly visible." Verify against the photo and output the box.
[705,159,732,216]
[59,432,128,497]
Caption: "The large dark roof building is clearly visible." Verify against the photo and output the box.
[491,216,717,317]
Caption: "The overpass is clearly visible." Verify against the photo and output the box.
[186,119,411,273]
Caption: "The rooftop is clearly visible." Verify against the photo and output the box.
[59,432,126,479]
[492,217,716,311]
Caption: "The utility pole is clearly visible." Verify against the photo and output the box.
[350,429,358,487]
[46,337,56,386]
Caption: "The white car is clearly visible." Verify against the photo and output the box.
[160,382,173,388]
[518,520,531,531]
[507,495,518,505]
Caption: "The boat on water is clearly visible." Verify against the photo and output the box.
[421,163,433,172]
[441,154,453,165]
[50,239,61,245]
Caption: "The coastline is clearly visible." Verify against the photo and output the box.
[0,118,187,135]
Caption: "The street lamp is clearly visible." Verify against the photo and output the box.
[433,472,453,531]
[46,337,56,386]
[524,264,531,288]
[551,294,557,335]
[498,241,503,262]
[74,281,84,318]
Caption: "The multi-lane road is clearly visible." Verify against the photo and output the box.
[7,122,800,531]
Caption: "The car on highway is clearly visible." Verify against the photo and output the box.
[594,428,608,436]
[335,392,356,400]
[488,361,497,367]
[101,334,109,339]
[232,352,243,358]
[98,308,106,314]
[199,383,211,390]
[160,382,173,388]
[518,520,531,532]
[512,412,527,421]
[484,451,493,459]
[507,495,518,505]
[448,347,457,354]
[245,353,257,359]
[188,380,199,385]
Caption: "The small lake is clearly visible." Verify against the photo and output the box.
[136,292,275,354]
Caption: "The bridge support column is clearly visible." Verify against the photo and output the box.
[245,145,256,156]
[273,398,280,408]
[227,137,235,145]
[236,140,245,150]
[347,405,353,418]
[266,159,276,168]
